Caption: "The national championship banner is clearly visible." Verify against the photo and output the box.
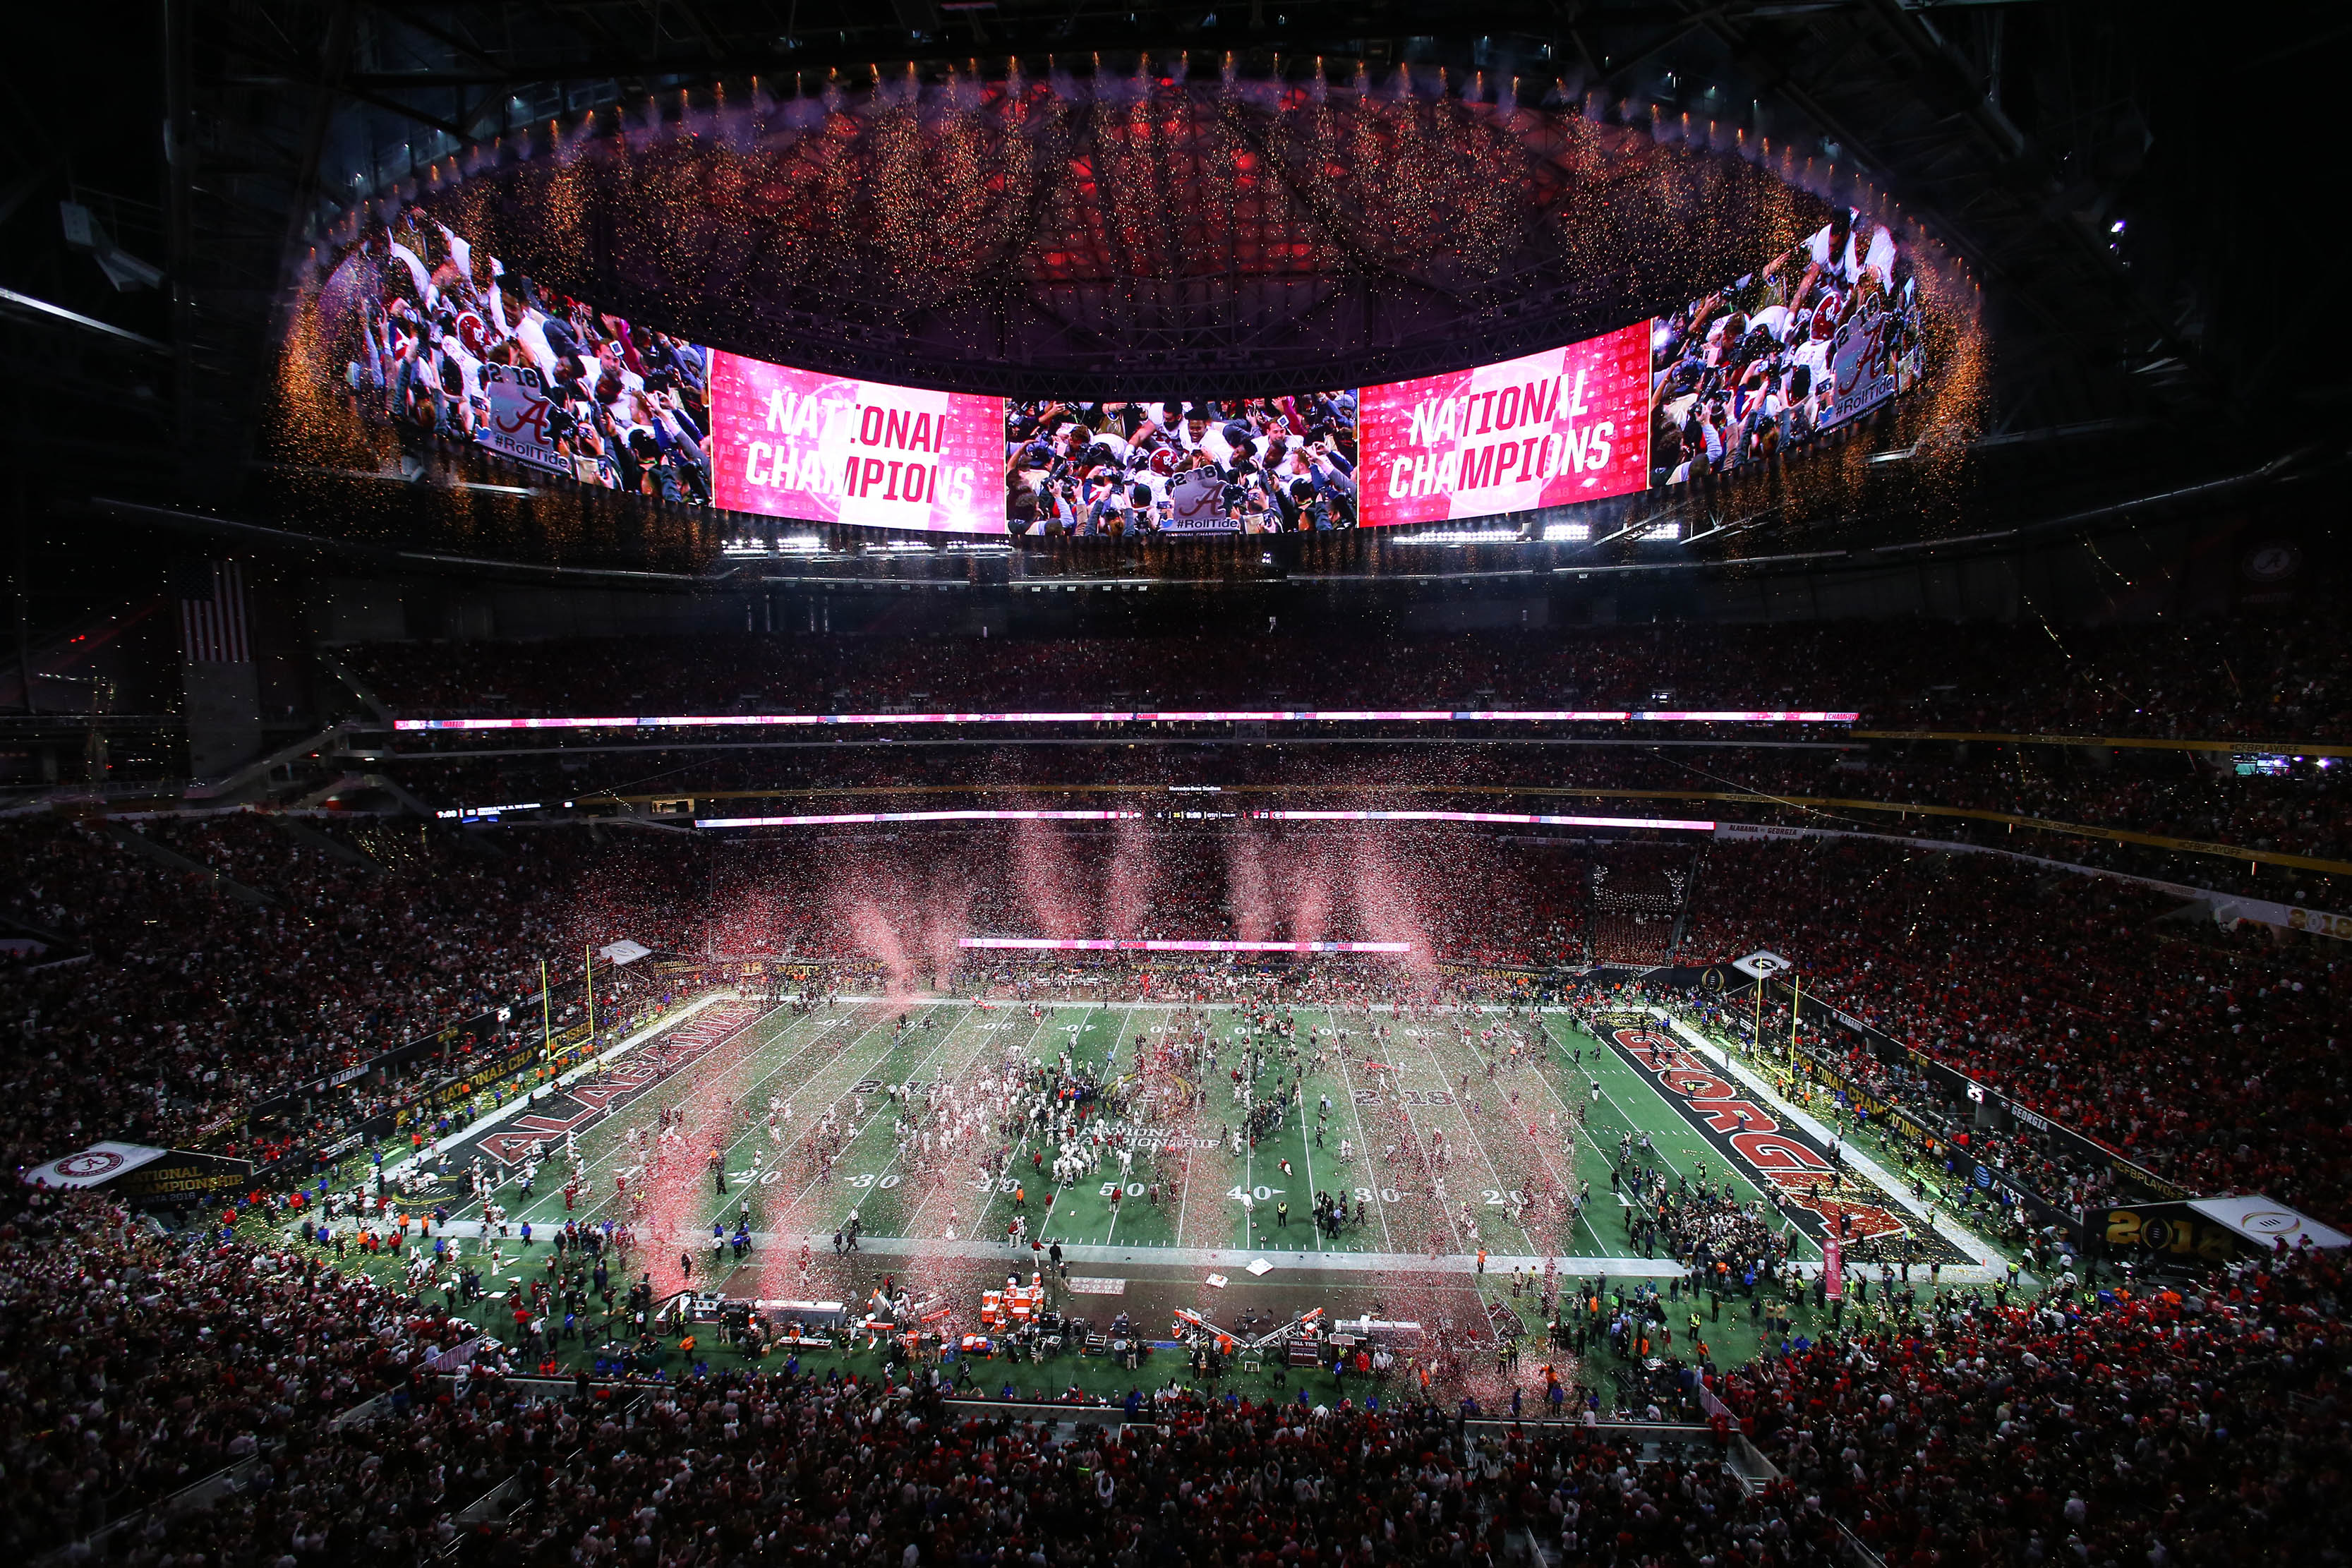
[706,350,1002,533]
[22,1142,172,1190]
[1358,322,1651,527]
[21,1142,255,1207]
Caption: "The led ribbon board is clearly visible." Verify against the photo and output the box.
[959,938,1413,953]
[694,809,1142,828]
[1247,809,1718,831]
[397,709,1857,732]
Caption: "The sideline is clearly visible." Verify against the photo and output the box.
[1650,1008,2003,1279]
[383,990,740,1181]
[407,1218,1689,1279]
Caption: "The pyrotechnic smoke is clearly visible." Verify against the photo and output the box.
[843,897,916,997]
[1344,828,1437,980]
[1101,814,1154,939]
[1225,828,1273,941]
[1279,833,1336,944]
[916,860,977,982]
[1011,817,1086,939]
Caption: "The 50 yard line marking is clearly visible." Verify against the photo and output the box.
[961,1004,1085,1248]
[1171,1013,1201,1250]
[1292,1056,1325,1254]
[1088,1003,1146,1247]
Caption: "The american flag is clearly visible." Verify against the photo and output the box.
[179,561,251,664]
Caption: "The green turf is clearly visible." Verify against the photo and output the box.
[366,999,1853,1270]
[258,995,2024,1401]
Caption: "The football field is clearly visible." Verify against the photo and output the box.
[408,991,1988,1289]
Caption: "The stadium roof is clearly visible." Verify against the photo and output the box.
[348,75,1843,394]
[2,3,2337,557]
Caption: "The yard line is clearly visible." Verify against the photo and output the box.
[1511,1019,1631,1234]
[569,1003,911,1244]
[1363,1021,1451,1260]
[1171,1011,1205,1251]
[1082,1003,1145,1246]
[1291,1061,1325,1255]
[896,1005,1061,1238]
[1397,1021,1539,1256]
[1545,1013,1822,1262]
[459,1003,851,1231]
[445,1002,872,1264]
[781,1004,991,1220]
[757,1003,978,1234]
[1322,1006,1399,1254]
[1416,1013,1586,1263]
[963,1003,1083,1250]
[639,1005,925,1238]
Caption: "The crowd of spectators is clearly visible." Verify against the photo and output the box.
[0,807,2344,1566]
[387,733,2348,849]
[1716,1243,2348,1568]
[1651,205,1922,486]
[348,615,2351,742]
[0,814,697,1174]
[336,214,718,503]
[8,802,2344,1221]
[1682,838,2349,1219]
[90,1354,1853,1568]
[6,795,2343,1229]
[691,823,1603,975]
[1730,992,2115,1229]
[375,731,2346,914]
[0,1187,483,1558]
[42,1206,2346,1568]
[9,560,2348,1564]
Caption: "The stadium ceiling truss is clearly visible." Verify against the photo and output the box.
[352,76,1826,394]
[183,4,2181,392]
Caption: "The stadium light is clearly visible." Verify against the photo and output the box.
[1402,528,1523,544]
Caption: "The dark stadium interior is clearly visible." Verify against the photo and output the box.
[2,5,2348,1568]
